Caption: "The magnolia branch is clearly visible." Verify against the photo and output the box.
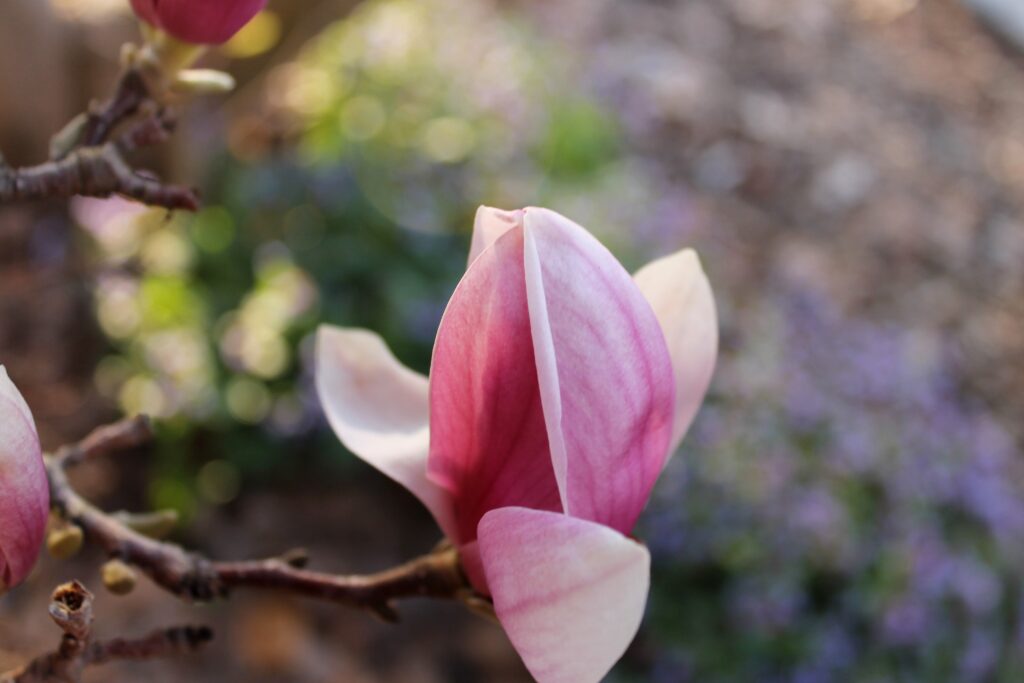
[0,68,199,211]
[45,416,480,622]
[0,581,211,683]
[77,70,151,151]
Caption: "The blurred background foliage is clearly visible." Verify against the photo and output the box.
[3,0,1024,681]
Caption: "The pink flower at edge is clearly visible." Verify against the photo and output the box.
[0,367,50,593]
[130,0,267,45]
[316,206,718,683]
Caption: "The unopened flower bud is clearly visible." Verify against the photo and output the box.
[0,367,50,592]
[130,0,267,46]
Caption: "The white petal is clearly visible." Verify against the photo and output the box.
[633,248,718,455]
[315,326,455,538]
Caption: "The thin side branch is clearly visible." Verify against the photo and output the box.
[85,626,213,666]
[0,581,211,683]
[52,415,154,468]
[46,417,478,622]
[213,549,469,622]
[81,69,152,150]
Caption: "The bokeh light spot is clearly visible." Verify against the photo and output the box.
[225,376,273,424]
[198,460,242,505]
[419,117,477,163]
[191,207,236,254]
[339,95,386,141]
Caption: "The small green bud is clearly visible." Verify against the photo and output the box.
[113,509,180,539]
[47,524,85,560]
[101,559,138,596]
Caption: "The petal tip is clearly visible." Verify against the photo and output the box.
[633,246,718,457]
[468,206,525,266]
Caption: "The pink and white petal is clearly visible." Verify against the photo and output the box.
[467,206,523,267]
[478,507,650,683]
[429,227,562,544]
[0,367,49,591]
[633,248,718,456]
[316,326,456,539]
[523,208,675,534]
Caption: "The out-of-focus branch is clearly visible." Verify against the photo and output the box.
[52,414,155,468]
[0,106,198,211]
[0,581,211,683]
[80,69,152,151]
[85,625,213,666]
[46,416,481,623]
[0,67,199,211]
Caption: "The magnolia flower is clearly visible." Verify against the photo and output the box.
[317,207,717,682]
[0,367,50,592]
[130,0,267,45]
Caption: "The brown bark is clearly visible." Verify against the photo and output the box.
[0,69,198,211]
[0,581,211,683]
[46,417,480,620]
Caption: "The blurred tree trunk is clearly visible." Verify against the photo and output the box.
[0,1,109,446]
[0,0,74,163]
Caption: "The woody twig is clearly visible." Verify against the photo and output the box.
[0,68,198,211]
[0,581,211,683]
[45,416,482,623]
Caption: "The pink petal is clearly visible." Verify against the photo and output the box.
[429,227,562,544]
[467,206,522,267]
[316,326,456,539]
[523,208,675,534]
[0,367,49,591]
[134,0,267,44]
[478,507,650,683]
[633,248,718,456]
